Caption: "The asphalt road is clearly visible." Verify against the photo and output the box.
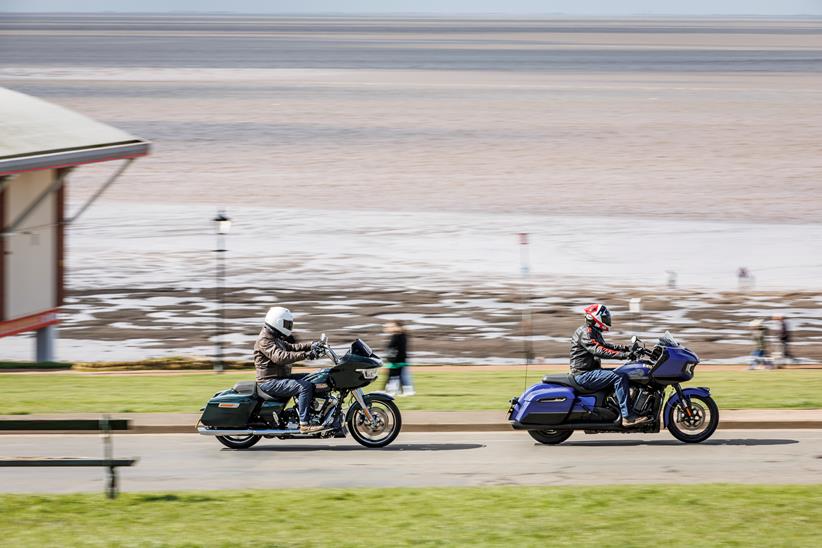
[1,430,820,493]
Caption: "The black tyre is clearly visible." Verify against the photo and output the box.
[528,429,573,445]
[347,398,402,448]
[216,434,261,449]
[666,395,719,443]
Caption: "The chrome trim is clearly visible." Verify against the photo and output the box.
[351,388,375,424]
[537,397,567,403]
[197,427,332,436]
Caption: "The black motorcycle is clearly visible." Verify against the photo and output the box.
[197,335,401,449]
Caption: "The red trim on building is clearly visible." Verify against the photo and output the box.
[0,308,59,338]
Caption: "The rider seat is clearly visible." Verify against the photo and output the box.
[541,373,602,395]
[233,381,290,403]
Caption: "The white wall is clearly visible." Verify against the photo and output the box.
[3,169,56,319]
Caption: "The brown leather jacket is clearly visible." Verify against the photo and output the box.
[254,327,313,381]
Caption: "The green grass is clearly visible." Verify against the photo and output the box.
[0,369,820,415]
[0,485,819,547]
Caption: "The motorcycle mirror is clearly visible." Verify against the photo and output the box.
[631,335,639,345]
[320,333,327,344]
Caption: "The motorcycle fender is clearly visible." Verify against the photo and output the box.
[346,392,395,422]
[365,391,396,401]
[663,387,711,428]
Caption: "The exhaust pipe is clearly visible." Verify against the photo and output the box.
[197,427,331,436]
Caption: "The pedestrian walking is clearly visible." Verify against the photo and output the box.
[772,314,794,364]
[383,320,414,396]
[748,319,773,369]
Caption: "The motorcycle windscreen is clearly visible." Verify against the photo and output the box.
[511,385,574,426]
[350,339,375,357]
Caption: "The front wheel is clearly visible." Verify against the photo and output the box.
[667,395,719,443]
[528,430,573,445]
[216,434,261,449]
[347,398,402,448]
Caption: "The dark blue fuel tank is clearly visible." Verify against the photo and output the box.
[614,361,652,384]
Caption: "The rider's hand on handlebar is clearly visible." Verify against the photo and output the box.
[308,341,325,360]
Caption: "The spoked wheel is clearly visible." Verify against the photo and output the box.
[667,395,719,443]
[216,434,261,449]
[347,399,402,448]
[528,429,573,445]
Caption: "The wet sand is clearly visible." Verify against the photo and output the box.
[6,285,813,363]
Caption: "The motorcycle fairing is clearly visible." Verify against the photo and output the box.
[651,347,699,383]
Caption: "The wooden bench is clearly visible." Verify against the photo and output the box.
[0,416,138,498]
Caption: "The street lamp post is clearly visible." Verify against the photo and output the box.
[213,211,231,373]
[518,232,533,365]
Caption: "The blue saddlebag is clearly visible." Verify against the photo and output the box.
[511,384,574,426]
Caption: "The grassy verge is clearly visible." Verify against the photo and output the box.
[1,485,820,547]
[0,369,820,414]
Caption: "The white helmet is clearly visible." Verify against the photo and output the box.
[265,307,294,337]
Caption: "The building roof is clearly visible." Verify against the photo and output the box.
[0,87,150,175]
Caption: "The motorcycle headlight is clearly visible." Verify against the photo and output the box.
[356,368,379,380]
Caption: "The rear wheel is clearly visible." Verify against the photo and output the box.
[216,434,261,449]
[528,429,572,445]
[667,395,719,443]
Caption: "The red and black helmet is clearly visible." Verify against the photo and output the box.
[584,303,612,331]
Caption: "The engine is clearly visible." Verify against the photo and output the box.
[632,386,656,416]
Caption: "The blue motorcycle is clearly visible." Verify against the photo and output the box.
[508,332,719,444]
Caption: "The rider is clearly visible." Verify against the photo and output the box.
[570,304,649,427]
[254,306,324,433]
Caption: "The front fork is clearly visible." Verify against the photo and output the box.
[352,388,376,425]
[672,384,695,418]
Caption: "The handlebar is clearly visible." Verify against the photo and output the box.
[317,339,339,365]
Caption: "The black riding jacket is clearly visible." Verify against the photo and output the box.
[569,322,631,375]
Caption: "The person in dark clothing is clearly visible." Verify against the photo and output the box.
[383,320,414,396]
[570,303,649,427]
[773,314,794,362]
[254,306,323,433]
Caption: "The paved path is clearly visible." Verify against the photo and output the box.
[1,430,820,493]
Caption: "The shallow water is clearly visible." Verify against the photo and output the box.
[64,202,822,292]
